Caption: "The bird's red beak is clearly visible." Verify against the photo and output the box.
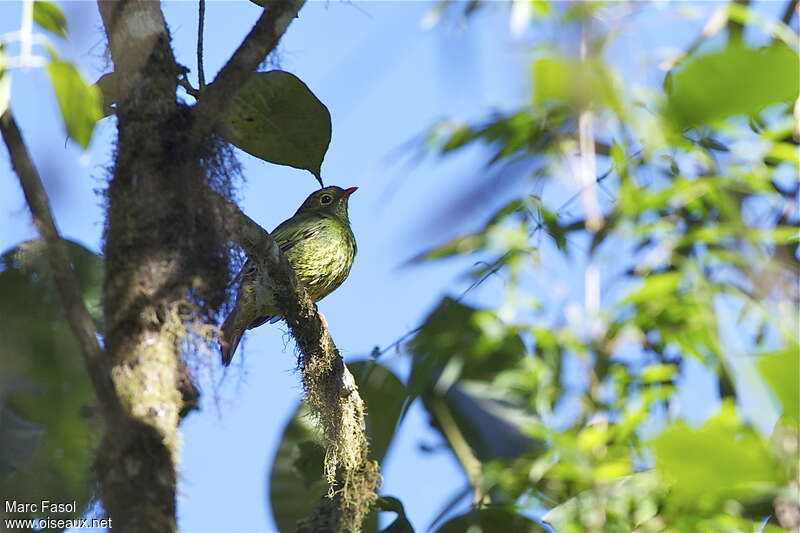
[342,186,358,198]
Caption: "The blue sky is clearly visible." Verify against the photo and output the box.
[0,1,787,532]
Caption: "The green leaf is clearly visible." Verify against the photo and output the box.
[426,381,542,463]
[532,55,623,114]
[649,401,784,511]
[639,363,677,384]
[351,361,407,462]
[408,298,526,396]
[46,56,102,148]
[268,403,327,533]
[93,72,120,117]
[0,404,45,478]
[413,233,487,262]
[757,347,799,425]
[33,1,68,39]
[435,507,546,533]
[222,70,331,182]
[624,272,682,304]
[268,362,406,531]
[667,43,800,128]
[0,239,102,522]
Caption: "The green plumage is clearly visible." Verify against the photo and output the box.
[221,186,358,365]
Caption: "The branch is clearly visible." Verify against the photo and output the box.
[430,397,489,506]
[197,0,206,90]
[215,193,379,532]
[781,0,798,25]
[192,0,306,137]
[0,109,120,414]
[96,0,178,115]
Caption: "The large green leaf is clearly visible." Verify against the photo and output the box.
[649,401,784,512]
[46,55,102,148]
[93,72,120,117]
[221,70,331,182]
[666,43,799,128]
[268,362,407,532]
[268,403,328,533]
[757,346,799,425]
[435,507,546,533]
[425,381,541,463]
[0,404,45,478]
[350,361,407,462]
[0,239,102,524]
[33,1,68,39]
[408,298,526,396]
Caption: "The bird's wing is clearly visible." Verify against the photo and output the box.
[271,213,326,254]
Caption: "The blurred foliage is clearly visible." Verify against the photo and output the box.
[0,239,102,526]
[33,1,68,39]
[372,1,799,531]
[1,1,798,532]
[45,52,102,148]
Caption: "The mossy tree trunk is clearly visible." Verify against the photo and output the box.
[94,3,188,531]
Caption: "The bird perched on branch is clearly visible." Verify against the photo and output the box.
[220,186,358,366]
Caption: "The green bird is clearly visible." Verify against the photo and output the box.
[220,185,358,366]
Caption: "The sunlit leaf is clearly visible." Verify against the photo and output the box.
[757,347,799,425]
[222,70,331,182]
[33,1,68,39]
[46,55,102,148]
[650,401,784,511]
[532,55,623,114]
[666,43,799,128]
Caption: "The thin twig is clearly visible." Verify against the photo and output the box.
[197,0,206,90]
[430,397,489,506]
[193,0,306,137]
[0,109,120,414]
[780,0,798,25]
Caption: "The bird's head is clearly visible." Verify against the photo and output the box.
[296,185,358,220]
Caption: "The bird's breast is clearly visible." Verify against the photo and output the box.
[286,223,356,302]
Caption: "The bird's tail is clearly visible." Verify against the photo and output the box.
[220,311,244,366]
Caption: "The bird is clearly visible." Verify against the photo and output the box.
[220,185,358,366]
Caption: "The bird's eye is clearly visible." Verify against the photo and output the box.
[320,194,332,204]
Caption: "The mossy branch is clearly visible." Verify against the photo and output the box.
[216,194,379,533]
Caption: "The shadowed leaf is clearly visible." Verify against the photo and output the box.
[221,70,331,183]
[0,239,102,523]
